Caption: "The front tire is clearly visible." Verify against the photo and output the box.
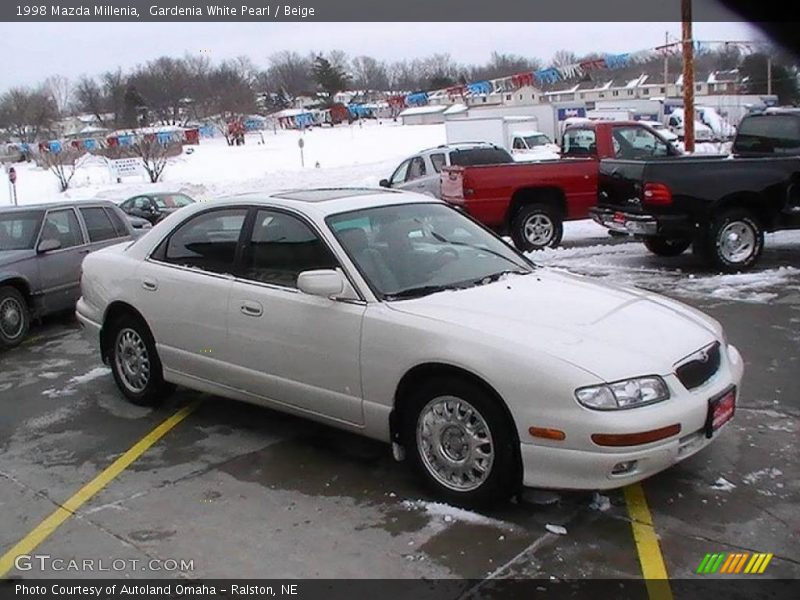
[643,236,692,257]
[510,204,563,252]
[0,286,29,349]
[699,209,764,272]
[108,313,173,406]
[402,377,519,508]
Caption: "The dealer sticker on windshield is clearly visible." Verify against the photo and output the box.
[705,387,736,438]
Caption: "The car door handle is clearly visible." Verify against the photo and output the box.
[142,279,158,291]
[240,301,263,317]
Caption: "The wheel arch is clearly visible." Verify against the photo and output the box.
[710,191,773,231]
[507,186,567,226]
[100,301,150,363]
[390,362,522,454]
[0,276,33,308]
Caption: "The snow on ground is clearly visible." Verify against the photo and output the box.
[402,499,518,531]
[3,119,797,304]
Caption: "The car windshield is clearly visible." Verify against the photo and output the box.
[0,210,44,251]
[154,194,194,209]
[523,134,552,147]
[328,203,533,300]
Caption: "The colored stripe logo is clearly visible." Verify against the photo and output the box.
[696,552,773,574]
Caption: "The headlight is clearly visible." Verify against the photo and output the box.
[575,376,670,410]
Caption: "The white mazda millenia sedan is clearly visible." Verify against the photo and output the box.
[77,188,743,506]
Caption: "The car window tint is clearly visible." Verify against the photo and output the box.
[734,115,800,154]
[42,209,83,249]
[429,153,446,173]
[407,156,427,180]
[241,210,338,288]
[105,207,129,237]
[80,207,118,242]
[449,147,514,166]
[163,209,247,274]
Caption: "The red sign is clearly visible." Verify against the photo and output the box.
[8,167,16,184]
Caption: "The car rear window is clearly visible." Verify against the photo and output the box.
[449,147,513,166]
[733,115,800,154]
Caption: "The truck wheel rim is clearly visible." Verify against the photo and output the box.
[115,328,151,393]
[416,396,494,492]
[0,297,24,339]
[523,214,554,247]
[718,221,756,264]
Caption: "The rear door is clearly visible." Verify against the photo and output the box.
[78,206,131,252]
[36,207,88,312]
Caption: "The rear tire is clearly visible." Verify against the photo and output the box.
[698,209,764,272]
[643,236,692,257]
[107,313,173,406]
[402,376,519,508]
[0,286,29,349]
[510,204,563,252]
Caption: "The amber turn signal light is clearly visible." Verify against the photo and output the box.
[591,424,681,447]
[529,427,566,441]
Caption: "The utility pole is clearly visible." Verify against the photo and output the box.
[681,0,695,153]
[767,55,772,96]
[664,31,669,96]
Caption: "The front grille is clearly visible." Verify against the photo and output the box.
[675,342,721,390]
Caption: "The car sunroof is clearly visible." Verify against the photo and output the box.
[272,188,396,202]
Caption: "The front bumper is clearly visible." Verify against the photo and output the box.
[519,343,744,490]
[590,207,691,238]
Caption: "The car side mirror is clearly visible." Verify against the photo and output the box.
[37,238,61,253]
[379,179,390,188]
[297,269,345,298]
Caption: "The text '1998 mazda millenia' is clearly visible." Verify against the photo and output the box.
[76,188,743,506]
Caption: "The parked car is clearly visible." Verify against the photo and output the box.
[591,108,800,271]
[77,188,743,506]
[440,120,680,251]
[510,130,561,161]
[666,108,714,142]
[380,143,513,198]
[118,192,195,225]
[638,120,679,144]
[0,200,134,348]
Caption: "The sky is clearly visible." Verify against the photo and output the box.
[0,21,766,92]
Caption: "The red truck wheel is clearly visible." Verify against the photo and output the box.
[510,205,563,252]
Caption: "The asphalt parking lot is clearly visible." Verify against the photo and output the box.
[0,233,798,587]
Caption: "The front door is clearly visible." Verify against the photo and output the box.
[227,208,365,425]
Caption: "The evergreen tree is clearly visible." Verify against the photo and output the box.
[312,55,349,105]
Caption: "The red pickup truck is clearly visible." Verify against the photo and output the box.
[440,120,681,251]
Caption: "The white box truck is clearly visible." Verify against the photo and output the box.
[444,116,560,161]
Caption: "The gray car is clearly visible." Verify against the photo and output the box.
[379,143,514,198]
[0,200,134,348]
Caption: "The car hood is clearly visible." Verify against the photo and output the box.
[386,269,720,381]
[0,249,36,268]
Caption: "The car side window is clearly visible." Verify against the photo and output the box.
[80,207,119,242]
[241,210,338,288]
[41,209,83,249]
[612,126,669,158]
[134,197,151,210]
[562,129,596,156]
[512,137,525,149]
[407,156,426,181]
[429,153,446,173]
[390,159,410,185]
[161,209,247,275]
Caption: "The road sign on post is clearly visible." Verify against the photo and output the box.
[298,137,305,168]
[8,166,18,206]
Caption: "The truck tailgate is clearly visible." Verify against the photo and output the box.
[440,166,465,204]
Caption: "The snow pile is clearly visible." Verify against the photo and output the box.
[402,499,516,530]
[710,477,737,492]
[742,468,783,486]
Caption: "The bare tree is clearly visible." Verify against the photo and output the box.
[44,75,72,116]
[552,50,579,67]
[205,60,258,144]
[0,86,58,142]
[351,56,389,90]
[268,51,313,96]
[37,146,83,192]
[131,134,176,183]
[468,52,542,81]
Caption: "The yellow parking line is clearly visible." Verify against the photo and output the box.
[624,483,674,600]
[0,401,199,578]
